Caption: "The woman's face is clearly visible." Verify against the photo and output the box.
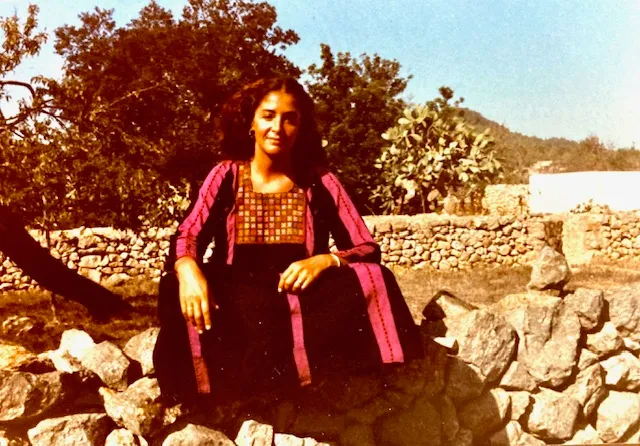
[251,89,301,160]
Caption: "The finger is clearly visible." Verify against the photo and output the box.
[179,294,187,318]
[300,276,314,291]
[291,271,308,292]
[285,271,302,291]
[279,264,298,291]
[185,300,195,325]
[201,298,212,331]
[193,299,204,334]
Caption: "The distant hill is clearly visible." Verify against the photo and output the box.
[460,108,640,184]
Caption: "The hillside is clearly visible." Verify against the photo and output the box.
[461,109,640,184]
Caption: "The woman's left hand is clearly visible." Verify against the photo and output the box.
[279,254,337,294]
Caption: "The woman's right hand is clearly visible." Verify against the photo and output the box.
[174,257,218,334]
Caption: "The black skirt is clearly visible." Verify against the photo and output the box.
[153,247,423,403]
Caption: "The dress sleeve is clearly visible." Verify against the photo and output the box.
[318,171,381,264]
[175,161,232,261]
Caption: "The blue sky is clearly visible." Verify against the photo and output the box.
[2,0,639,147]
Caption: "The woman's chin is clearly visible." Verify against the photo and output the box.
[260,145,292,158]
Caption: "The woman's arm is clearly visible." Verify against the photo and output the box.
[318,171,381,264]
[172,161,232,333]
[278,171,380,295]
[174,161,233,262]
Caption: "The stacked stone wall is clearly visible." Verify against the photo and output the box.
[3,281,640,444]
[481,184,529,216]
[1,212,639,292]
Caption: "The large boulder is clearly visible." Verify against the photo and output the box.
[506,391,532,422]
[162,424,234,446]
[235,420,274,446]
[595,391,640,443]
[607,287,640,342]
[27,413,111,446]
[563,288,604,331]
[458,388,511,440]
[0,371,67,422]
[525,388,580,442]
[0,342,42,372]
[527,245,571,291]
[577,348,599,370]
[490,421,545,445]
[444,309,517,384]
[563,363,606,418]
[600,351,640,390]
[586,321,624,358]
[498,361,537,392]
[123,328,160,376]
[422,291,477,322]
[100,377,180,437]
[104,429,147,446]
[498,297,581,387]
[81,341,131,390]
[58,329,95,362]
[564,424,603,445]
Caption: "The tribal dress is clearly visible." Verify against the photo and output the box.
[153,161,423,402]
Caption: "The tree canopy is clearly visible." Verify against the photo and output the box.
[3,0,634,229]
[306,43,410,214]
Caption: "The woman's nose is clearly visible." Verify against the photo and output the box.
[272,116,282,132]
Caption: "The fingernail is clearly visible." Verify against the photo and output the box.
[215,305,220,310]
[277,287,282,293]
[205,325,211,330]
[198,329,203,335]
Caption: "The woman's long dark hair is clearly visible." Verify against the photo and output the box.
[218,77,326,181]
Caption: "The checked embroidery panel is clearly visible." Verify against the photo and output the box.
[235,163,306,245]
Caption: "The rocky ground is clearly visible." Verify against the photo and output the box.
[2,247,640,444]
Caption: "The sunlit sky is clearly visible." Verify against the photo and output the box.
[2,0,639,147]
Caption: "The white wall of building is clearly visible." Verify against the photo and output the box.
[529,171,640,214]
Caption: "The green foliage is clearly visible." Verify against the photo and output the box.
[2,0,300,229]
[374,88,502,214]
[306,44,409,214]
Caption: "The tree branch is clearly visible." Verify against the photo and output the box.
[88,81,163,120]
[0,80,36,97]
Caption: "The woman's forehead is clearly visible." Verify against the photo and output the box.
[257,90,299,112]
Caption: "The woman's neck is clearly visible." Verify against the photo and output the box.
[250,150,294,180]
[250,151,296,193]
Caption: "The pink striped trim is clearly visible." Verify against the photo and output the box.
[320,173,373,246]
[350,263,404,363]
[176,161,231,259]
[186,323,211,393]
[286,293,312,386]
[304,189,314,257]
[226,163,239,264]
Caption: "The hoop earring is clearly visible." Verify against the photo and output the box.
[249,129,255,139]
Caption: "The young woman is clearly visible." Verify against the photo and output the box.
[153,77,423,403]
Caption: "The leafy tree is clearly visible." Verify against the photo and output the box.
[2,0,301,229]
[0,4,70,231]
[306,44,410,214]
[374,87,502,214]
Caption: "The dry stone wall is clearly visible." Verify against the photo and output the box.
[3,278,640,444]
[1,211,638,292]
[482,184,529,216]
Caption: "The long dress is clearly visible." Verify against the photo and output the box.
[153,161,423,402]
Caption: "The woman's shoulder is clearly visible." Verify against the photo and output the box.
[205,159,240,176]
